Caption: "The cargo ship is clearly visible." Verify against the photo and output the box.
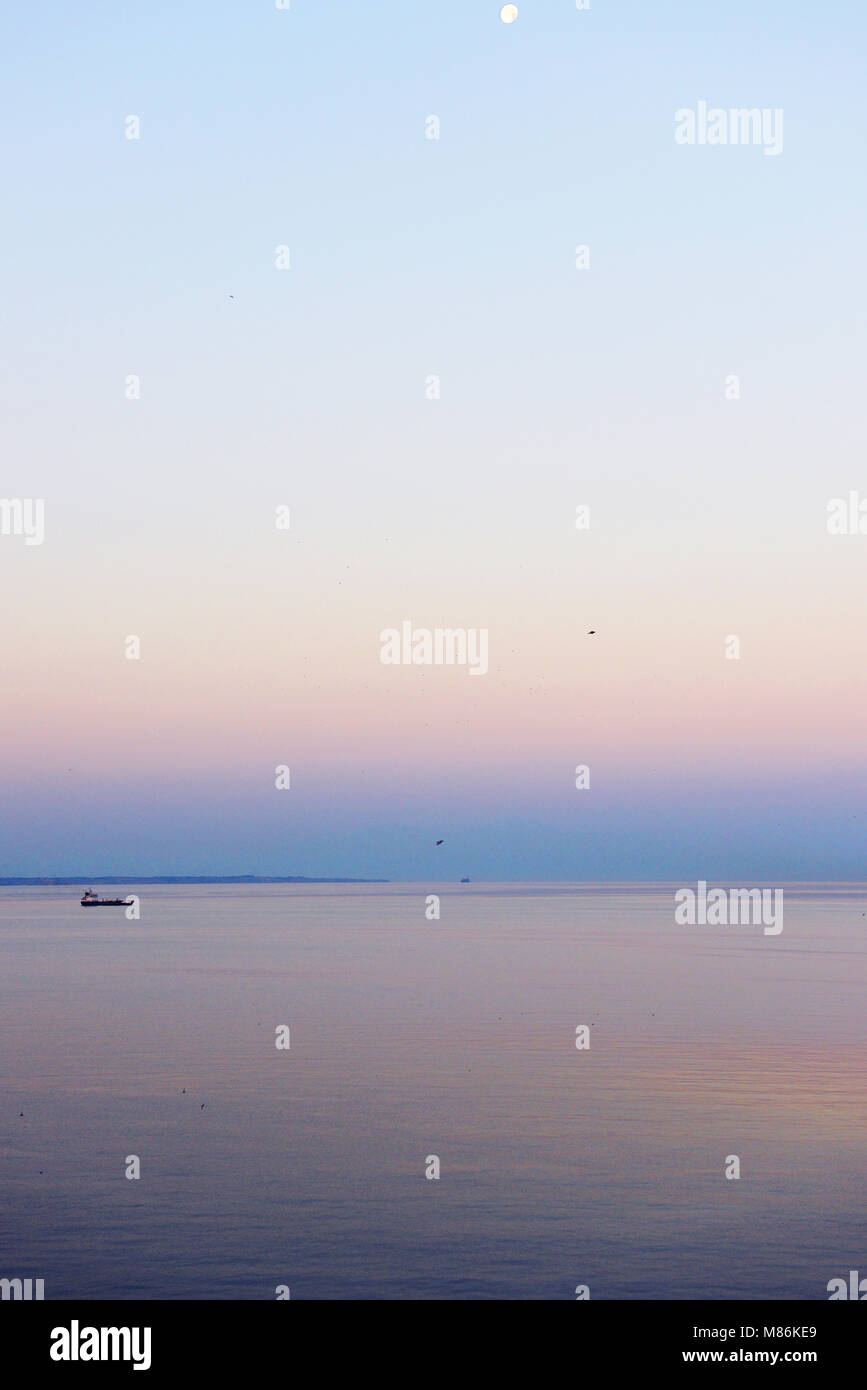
[80,888,133,907]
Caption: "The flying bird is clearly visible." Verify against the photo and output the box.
[587,630,596,635]
[436,840,444,845]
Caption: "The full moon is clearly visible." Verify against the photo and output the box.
[500,4,518,21]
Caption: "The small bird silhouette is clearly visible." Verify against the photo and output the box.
[436,840,444,845]
[587,630,596,635]
[201,1103,205,1109]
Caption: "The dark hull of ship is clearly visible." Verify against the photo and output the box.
[81,900,130,907]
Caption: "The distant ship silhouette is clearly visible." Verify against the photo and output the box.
[80,888,133,907]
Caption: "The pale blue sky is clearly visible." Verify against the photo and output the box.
[1,2,865,878]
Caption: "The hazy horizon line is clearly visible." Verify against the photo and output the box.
[3,876,867,889]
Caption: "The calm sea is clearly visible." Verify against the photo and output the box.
[1,883,864,1300]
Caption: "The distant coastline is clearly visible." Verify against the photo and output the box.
[0,876,390,886]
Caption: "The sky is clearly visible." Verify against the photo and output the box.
[1,1,865,879]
